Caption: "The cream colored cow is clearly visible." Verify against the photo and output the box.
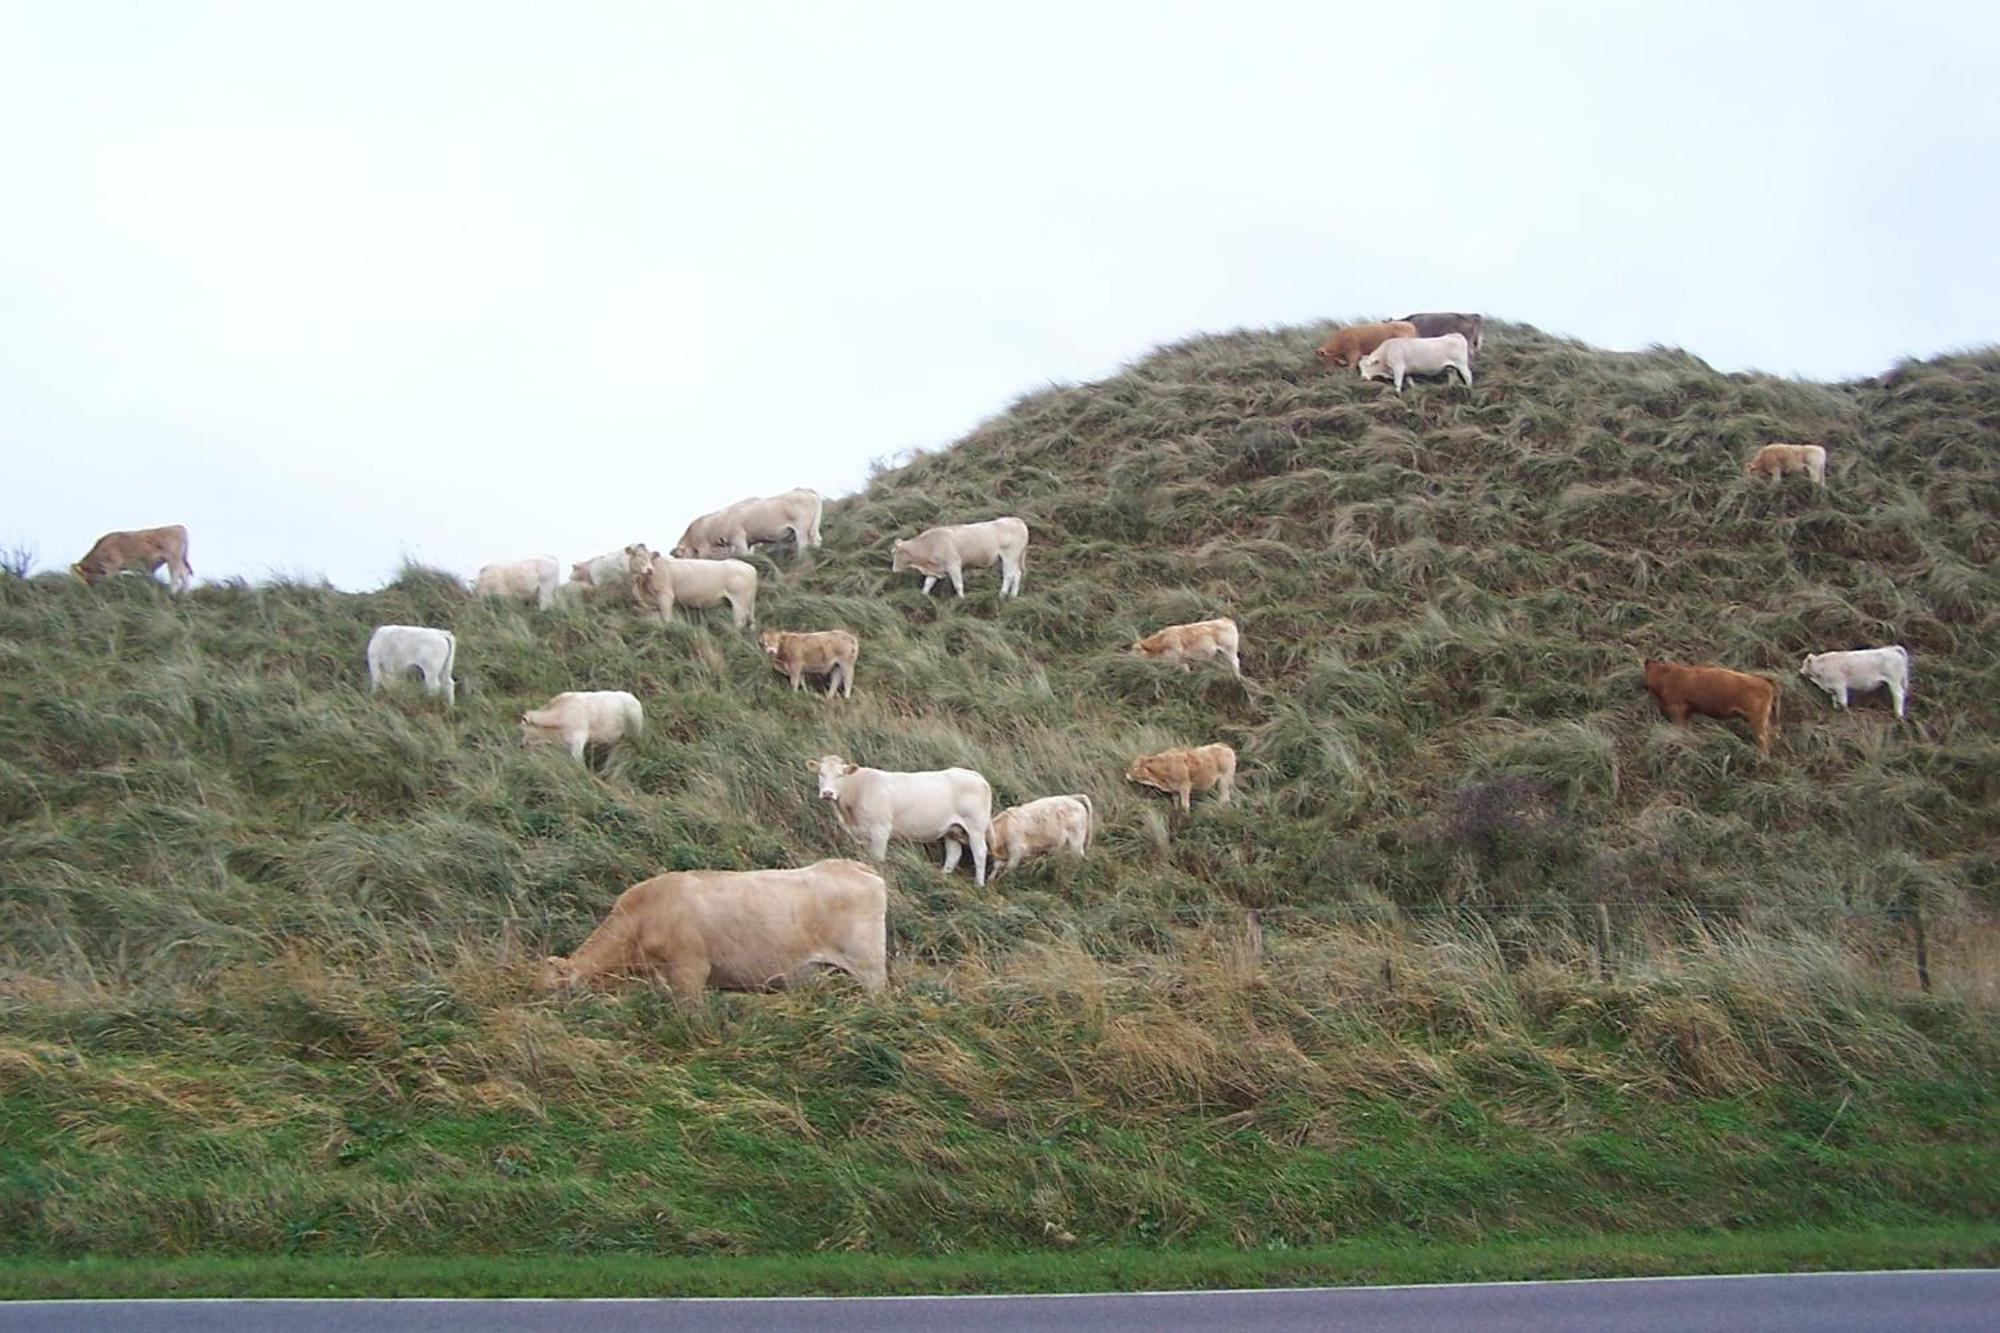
[627,545,758,628]
[1133,618,1242,676]
[672,488,824,560]
[473,555,561,610]
[813,755,994,885]
[890,517,1029,598]
[987,794,1094,880]
[520,690,644,761]
[1747,443,1827,486]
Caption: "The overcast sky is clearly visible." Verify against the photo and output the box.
[4,2,1996,589]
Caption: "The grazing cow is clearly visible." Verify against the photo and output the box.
[1747,443,1827,486]
[473,556,561,610]
[891,517,1029,599]
[626,545,758,628]
[1800,645,1910,719]
[569,549,634,587]
[1358,333,1472,393]
[537,859,888,997]
[520,690,644,762]
[1133,618,1242,676]
[1642,660,1780,755]
[71,524,192,594]
[365,625,457,705]
[1125,743,1238,811]
[986,794,1094,880]
[1400,312,1485,355]
[760,629,860,699]
[1314,320,1418,368]
[813,754,993,886]
[672,488,824,560]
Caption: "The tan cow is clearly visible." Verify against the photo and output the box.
[473,555,561,610]
[672,488,824,560]
[1643,661,1780,756]
[569,549,634,587]
[1747,443,1827,486]
[520,690,645,762]
[986,794,1094,880]
[891,517,1029,598]
[1125,743,1237,811]
[760,629,859,698]
[71,524,192,594]
[1314,320,1418,368]
[627,545,758,628]
[537,859,888,996]
[1133,618,1242,676]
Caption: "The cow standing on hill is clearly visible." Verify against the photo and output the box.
[813,755,994,886]
[891,517,1029,599]
[1800,646,1910,719]
[71,525,193,594]
[672,488,823,560]
[1133,618,1242,676]
[1314,321,1418,368]
[366,625,457,705]
[1642,661,1780,755]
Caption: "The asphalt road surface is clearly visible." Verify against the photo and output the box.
[2,1269,1994,1331]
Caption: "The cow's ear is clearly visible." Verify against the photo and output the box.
[842,764,858,776]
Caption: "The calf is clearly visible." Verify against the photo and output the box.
[1358,333,1472,393]
[71,524,192,594]
[521,690,645,762]
[365,625,457,705]
[474,556,561,610]
[1314,320,1418,368]
[1133,618,1242,676]
[1643,660,1780,755]
[760,629,859,699]
[986,794,1094,880]
[1747,443,1827,486]
[1800,645,1909,719]
[1125,743,1238,811]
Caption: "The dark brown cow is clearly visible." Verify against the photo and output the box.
[72,524,192,594]
[1314,320,1417,368]
[1643,661,1780,755]
[1400,312,1485,355]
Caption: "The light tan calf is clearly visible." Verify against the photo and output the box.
[1747,443,1827,486]
[537,859,888,997]
[520,690,644,762]
[72,524,192,594]
[760,629,859,699]
[1125,743,1238,811]
[986,794,1094,880]
[1133,618,1242,676]
[474,556,561,609]
[627,545,758,628]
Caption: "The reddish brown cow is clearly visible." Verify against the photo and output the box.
[1314,320,1417,368]
[1643,661,1781,755]
[72,524,192,594]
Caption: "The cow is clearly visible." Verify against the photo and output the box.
[1747,443,1827,486]
[1399,312,1485,355]
[626,544,757,628]
[537,859,888,997]
[473,556,561,610]
[1314,320,1418,368]
[569,549,634,587]
[813,754,993,886]
[365,625,457,705]
[1357,333,1472,393]
[760,629,859,699]
[1133,618,1242,676]
[1642,661,1780,756]
[671,488,824,560]
[890,517,1029,599]
[1800,645,1910,719]
[986,794,1094,880]
[520,690,644,762]
[71,524,192,594]
[1125,743,1238,811]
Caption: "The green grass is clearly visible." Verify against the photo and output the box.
[1,320,1996,1273]
[0,1223,1992,1299]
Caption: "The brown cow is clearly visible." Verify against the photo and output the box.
[1746,443,1827,486]
[1133,618,1242,676]
[1400,312,1485,355]
[1125,743,1238,811]
[1314,320,1417,368]
[1643,661,1781,755]
[71,525,192,594]
[760,629,859,699]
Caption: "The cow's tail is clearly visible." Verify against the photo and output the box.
[1768,680,1782,748]
[440,631,458,694]
[1077,793,1095,849]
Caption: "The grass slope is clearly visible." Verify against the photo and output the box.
[1,321,1996,1267]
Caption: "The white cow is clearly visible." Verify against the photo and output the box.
[365,625,458,705]
[627,545,758,628]
[986,794,1094,880]
[672,488,824,560]
[1357,332,1472,393]
[569,549,634,587]
[1800,645,1910,719]
[813,755,994,886]
[890,517,1029,599]
[521,690,645,761]
[473,555,561,610]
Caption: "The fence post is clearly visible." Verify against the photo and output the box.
[1908,889,1932,994]
[1593,903,1613,982]
[1244,909,1264,966]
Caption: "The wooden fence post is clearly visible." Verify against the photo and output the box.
[1593,903,1613,982]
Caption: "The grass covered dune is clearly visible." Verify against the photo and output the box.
[0,321,1995,1268]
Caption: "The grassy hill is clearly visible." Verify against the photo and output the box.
[1,321,1996,1267]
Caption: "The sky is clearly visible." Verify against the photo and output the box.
[3,1,1996,589]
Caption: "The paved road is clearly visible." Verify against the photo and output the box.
[2,1269,1994,1331]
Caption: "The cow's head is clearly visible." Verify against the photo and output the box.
[1124,756,1160,787]
[759,631,784,657]
[1356,349,1388,382]
[536,956,578,992]
[669,543,696,559]
[569,562,591,584]
[1799,654,1835,689]
[70,560,99,585]
[889,539,910,573]
[812,754,855,800]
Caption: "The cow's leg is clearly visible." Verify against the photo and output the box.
[566,730,588,762]
[1393,367,1406,394]
[1177,783,1192,812]
[947,564,965,598]
[1889,679,1906,719]
[664,958,710,1003]
[1458,359,1473,388]
[867,827,891,861]
[790,667,805,691]
[942,836,964,874]
[824,668,840,700]
[1226,647,1243,677]
[970,834,987,887]
[443,672,456,707]
[921,575,939,596]
[1834,684,1850,709]
[1664,701,1690,726]
[841,662,854,699]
